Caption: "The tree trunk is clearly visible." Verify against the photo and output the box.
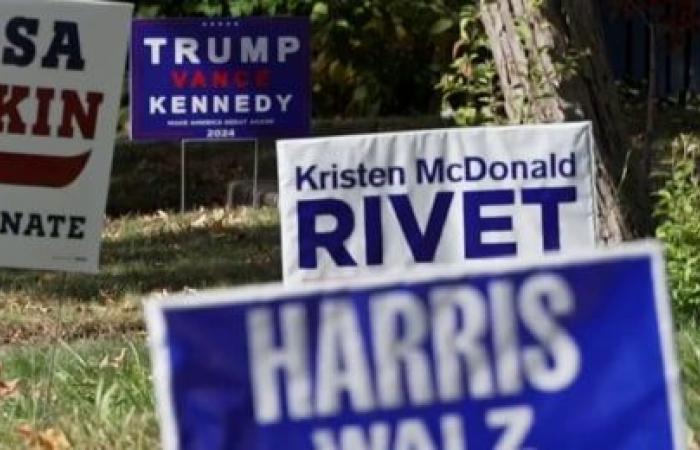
[220,0,232,17]
[479,0,644,243]
[645,22,656,182]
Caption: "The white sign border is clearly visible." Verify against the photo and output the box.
[276,121,599,283]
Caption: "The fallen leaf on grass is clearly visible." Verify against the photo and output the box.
[22,302,49,314]
[16,424,71,450]
[5,328,24,345]
[0,362,21,399]
[99,347,127,369]
[191,213,208,228]
[99,289,116,306]
[0,378,20,399]
[120,300,138,313]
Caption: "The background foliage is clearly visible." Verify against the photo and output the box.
[655,135,700,322]
[436,4,502,126]
[120,0,462,118]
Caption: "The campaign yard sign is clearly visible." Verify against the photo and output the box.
[130,17,311,141]
[145,242,684,450]
[277,123,596,283]
[0,0,132,273]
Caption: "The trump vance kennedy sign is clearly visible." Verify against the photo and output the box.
[130,17,311,141]
[145,242,683,450]
[0,0,132,272]
[277,122,596,283]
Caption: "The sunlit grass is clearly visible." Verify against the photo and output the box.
[0,207,699,447]
[0,207,281,346]
[0,339,156,449]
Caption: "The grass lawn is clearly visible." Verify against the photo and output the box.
[0,340,156,449]
[0,208,280,449]
[0,207,699,448]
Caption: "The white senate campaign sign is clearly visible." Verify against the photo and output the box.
[277,122,596,283]
[0,0,132,272]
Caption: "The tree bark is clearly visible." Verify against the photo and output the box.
[645,23,656,181]
[479,0,644,243]
[220,0,232,17]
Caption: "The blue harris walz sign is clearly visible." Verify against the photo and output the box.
[145,242,684,450]
[130,17,310,141]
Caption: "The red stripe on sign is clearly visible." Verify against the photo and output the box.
[0,150,91,188]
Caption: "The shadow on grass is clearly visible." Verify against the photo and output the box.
[0,221,282,303]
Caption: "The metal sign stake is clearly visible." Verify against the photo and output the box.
[253,139,260,209]
[181,140,187,213]
[180,138,261,213]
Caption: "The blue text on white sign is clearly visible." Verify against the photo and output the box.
[277,123,596,282]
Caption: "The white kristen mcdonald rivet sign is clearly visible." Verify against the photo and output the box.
[277,122,597,283]
[0,0,132,273]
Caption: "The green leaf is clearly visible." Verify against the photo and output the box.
[311,2,329,22]
[353,85,369,102]
[430,18,454,35]
[515,21,532,43]
[335,19,351,30]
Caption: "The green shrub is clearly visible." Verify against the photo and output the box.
[436,4,503,126]
[654,134,700,321]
